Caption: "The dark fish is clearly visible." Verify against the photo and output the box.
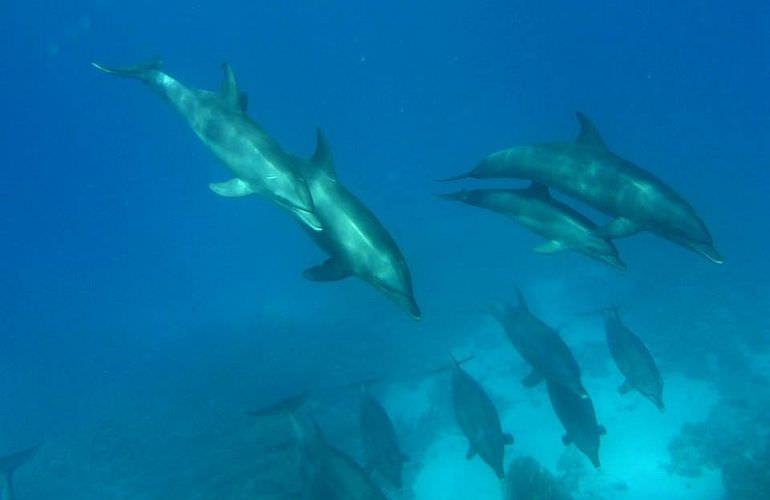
[0,444,40,500]
[605,308,664,411]
[450,355,514,479]
[492,289,587,399]
[360,388,408,488]
[546,380,605,468]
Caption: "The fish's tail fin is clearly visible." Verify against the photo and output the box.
[91,59,163,80]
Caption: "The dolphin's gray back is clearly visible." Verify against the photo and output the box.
[546,380,602,467]
[606,315,664,406]
[360,392,405,486]
[498,302,584,395]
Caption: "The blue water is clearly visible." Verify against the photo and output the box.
[2,1,769,499]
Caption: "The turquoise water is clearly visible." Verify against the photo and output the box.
[1,1,768,498]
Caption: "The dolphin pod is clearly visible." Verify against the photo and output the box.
[442,112,723,265]
[93,60,420,319]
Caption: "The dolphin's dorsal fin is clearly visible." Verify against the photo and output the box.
[311,128,336,178]
[575,112,608,150]
[220,63,243,112]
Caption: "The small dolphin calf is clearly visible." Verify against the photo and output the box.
[92,60,320,229]
[437,184,625,269]
[295,130,421,320]
[546,380,605,468]
[0,444,39,500]
[450,355,514,479]
[443,113,722,263]
[492,289,587,399]
[605,308,664,411]
[360,387,408,487]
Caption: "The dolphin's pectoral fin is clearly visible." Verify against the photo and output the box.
[521,369,545,388]
[209,178,255,197]
[465,445,476,460]
[618,380,633,394]
[503,433,514,446]
[593,217,640,239]
[533,240,567,254]
[302,258,351,281]
[561,434,572,446]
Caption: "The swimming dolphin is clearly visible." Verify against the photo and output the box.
[91,60,321,230]
[605,308,665,411]
[545,380,605,468]
[492,289,587,399]
[0,444,40,500]
[294,129,421,320]
[359,387,408,487]
[437,184,625,269]
[291,413,387,500]
[450,355,514,479]
[442,112,722,264]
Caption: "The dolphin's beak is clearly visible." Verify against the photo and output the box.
[293,208,323,231]
[603,255,627,271]
[692,242,724,264]
[405,298,422,321]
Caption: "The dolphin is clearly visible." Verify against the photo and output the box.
[91,60,321,230]
[441,112,722,264]
[0,444,40,500]
[605,308,665,411]
[545,380,605,468]
[291,414,387,500]
[450,355,514,479]
[437,184,626,269]
[491,289,587,399]
[294,129,421,320]
[359,387,408,487]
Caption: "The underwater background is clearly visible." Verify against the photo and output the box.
[2,1,769,498]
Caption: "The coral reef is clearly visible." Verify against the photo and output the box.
[504,456,572,500]
[667,390,770,499]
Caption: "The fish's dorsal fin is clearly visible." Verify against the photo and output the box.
[220,63,243,112]
[575,112,608,150]
[311,128,337,178]
[527,181,550,197]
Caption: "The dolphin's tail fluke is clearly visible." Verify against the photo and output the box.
[91,59,163,80]
[247,391,308,417]
[0,444,40,499]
